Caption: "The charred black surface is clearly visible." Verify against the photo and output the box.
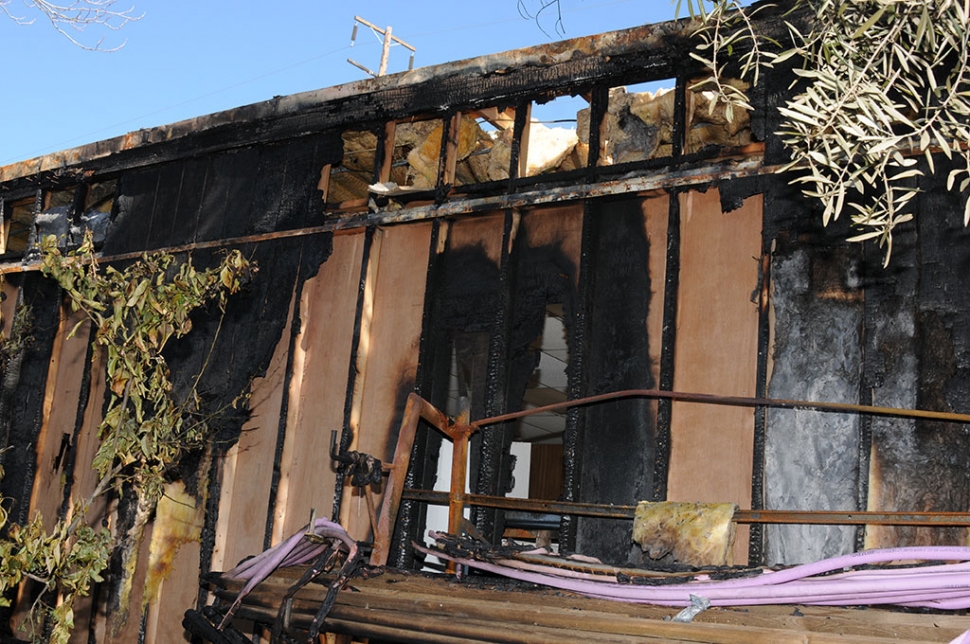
[397,224,507,545]
[864,160,970,546]
[0,273,61,527]
[478,213,516,542]
[101,135,340,256]
[480,212,581,543]
[747,176,781,566]
[560,203,596,553]
[0,273,60,632]
[653,189,681,503]
[574,197,655,565]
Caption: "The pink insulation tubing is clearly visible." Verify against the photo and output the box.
[416,541,970,609]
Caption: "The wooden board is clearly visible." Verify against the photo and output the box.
[67,345,109,644]
[209,285,298,573]
[102,518,154,644]
[341,222,433,541]
[28,307,89,529]
[145,537,202,644]
[272,232,365,541]
[667,189,762,564]
[213,566,970,644]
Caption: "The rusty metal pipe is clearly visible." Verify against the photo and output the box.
[370,392,451,566]
[468,388,970,429]
[401,489,970,527]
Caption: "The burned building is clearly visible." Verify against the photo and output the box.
[2,6,970,643]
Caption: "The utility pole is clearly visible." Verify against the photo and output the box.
[348,16,415,78]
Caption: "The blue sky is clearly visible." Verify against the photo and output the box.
[0,1,692,166]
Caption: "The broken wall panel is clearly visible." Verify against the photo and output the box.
[327,129,379,208]
[667,189,762,565]
[340,222,433,542]
[478,204,583,542]
[406,213,507,562]
[764,240,863,565]
[574,194,666,565]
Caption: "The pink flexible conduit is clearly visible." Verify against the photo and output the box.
[418,538,970,642]
[417,537,970,610]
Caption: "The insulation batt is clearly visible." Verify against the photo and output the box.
[632,501,738,566]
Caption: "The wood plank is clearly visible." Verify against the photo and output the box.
[576,194,666,563]
[272,233,365,541]
[341,222,433,541]
[28,306,88,530]
[214,568,966,644]
[143,480,206,644]
[102,517,154,644]
[667,189,763,564]
[145,539,201,644]
[448,212,505,262]
[67,346,109,644]
[522,203,584,285]
[209,285,298,573]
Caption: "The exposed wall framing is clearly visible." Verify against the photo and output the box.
[2,8,970,643]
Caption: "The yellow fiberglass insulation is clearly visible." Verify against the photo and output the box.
[632,501,738,567]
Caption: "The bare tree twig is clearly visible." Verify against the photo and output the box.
[1,0,142,51]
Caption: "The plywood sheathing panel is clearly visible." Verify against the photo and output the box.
[101,168,158,255]
[765,242,863,565]
[866,162,970,549]
[273,232,365,541]
[575,194,667,565]
[341,222,433,542]
[667,189,761,565]
[144,162,189,250]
